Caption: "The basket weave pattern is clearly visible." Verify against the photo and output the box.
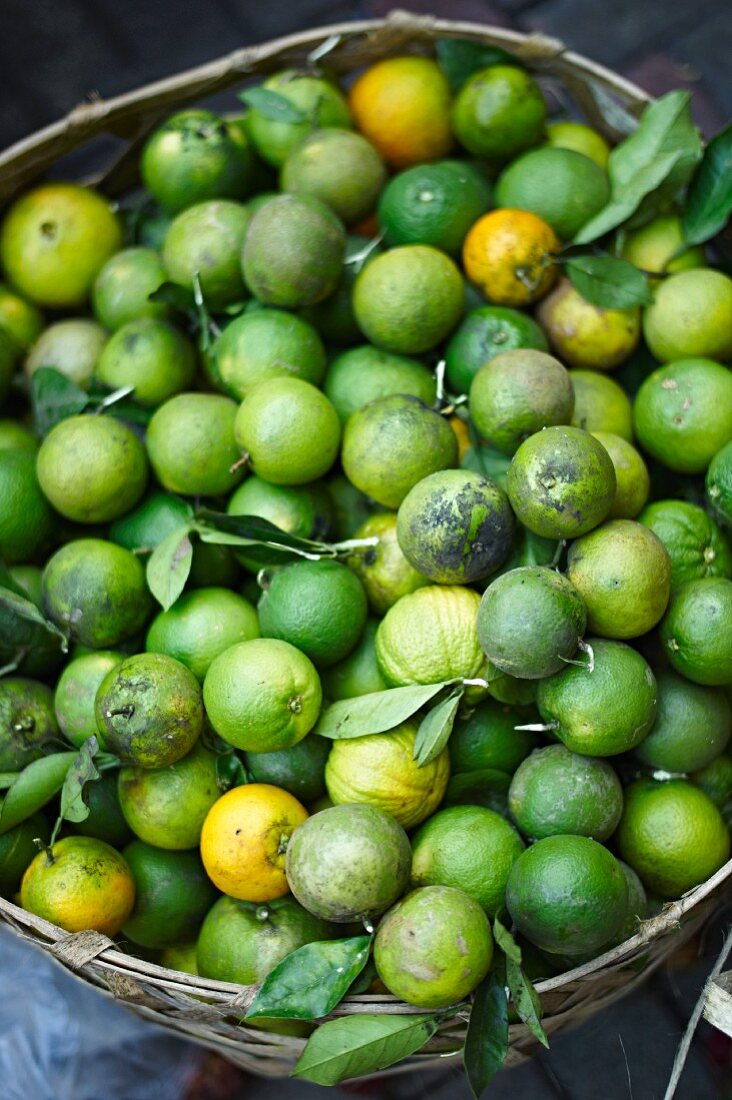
[1,10,730,1078]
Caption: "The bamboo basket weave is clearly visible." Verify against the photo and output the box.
[1,8,731,1080]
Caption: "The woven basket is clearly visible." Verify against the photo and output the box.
[1,9,731,1081]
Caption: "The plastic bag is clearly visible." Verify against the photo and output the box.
[0,927,200,1100]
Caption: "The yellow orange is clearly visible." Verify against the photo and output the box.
[463,209,559,307]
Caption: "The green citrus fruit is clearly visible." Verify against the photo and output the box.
[37,414,148,523]
[300,234,384,346]
[449,698,539,775]
[411,805,524,914]
[140,109,255,212]
[234,376,341,485]
[0,282,44,350]
[0,182,123,307]
[469,348,574,454]
[242,194,345,308]
[281,128,386,225]
[95,317,196,406]
[162,199,251,308]
[506,835,627,955]
[320,619,388,701]
[92,247,169,330]
[506,425,616,539]
[659,577,732,685]
[72,771,132,848]
[285,802,411,922]
[0,420,37,454]
[621,215,705,281]
[145,587,259,682]
[691,754,732,822]
[609,861,648,946]
[567,519,671,639]
[642,268,732,362]
[616,778,730,897]
[341,394,457,509]
[347,513,429,614]
[122,840,218,949]
[636,669,730,773]
[25,318,107,387]
[495,147,609,240]
[226,475,332,571]
[633,358,732,474]
[258,559,367,668]
[323,344,436,424]
[42,538,152,647]
[54,651,125,748]
[375,885,493,1008]
[569,369,634,441]
[147,392,244,497]
[244,733,330,805]
[707,440,732,527]
[452,66,546,161]
[203,637,322,752]
[396,468,514,584]
[213,307,326,400]
[325,719,450,829]
[591,432,650,519]
[0,812,50,894]
[376,585,484,686]
[327,472,372,540]
[0,450,55,563]
[545,121,610,169]
[508,744,623,840]
[108,491,192,553]
[537,638,657,756]
[118,740,220,849]
[378,160,491,256]
[2,566,64,681]
[0,678,59,770]
[445,305,549,395]
[477,566,587,679]
[537,278,640,371]
[638,499,732,591]
[245,71,352,168]
[352,244,464,354]
[95,652,203,767]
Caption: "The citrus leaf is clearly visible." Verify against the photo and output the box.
[314,683,451,740]
[30,367,89,435]
[506,958,549,1049]
[148,281,196,313]
[0,559,26,597]
[575,91,702,244]
[0,585,68,649]
[565,254,652,308]
[464,969,510,1098]
[414,688,464,767]
[247,936,372,1021]
[436,38,520,93]
[0,773,20,790]
[585,81,641,138]
[197,510,332,556]
[0,752,77,835]
[215,752,248,791]
[493,916,522,965]
[346,956,377,996]
[57,737,100,825]
[146,524,194,610]
[683,122,732,246]
[239,87,308,124]
[292,1013,439,1086]
[443,768,511,811]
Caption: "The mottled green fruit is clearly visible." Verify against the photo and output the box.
[449,698,539,775]
[507,425,616,539]
[347,514,429,615]
[25,318,107,387]
[95,653,203,768]
[145,587,260,682]
[342,394,458,509]
[0,813,50,894]
[320,620,388,701]
[213,308,326,401]
[0,450,55,563]
[146,393,243,497]
[506,835,627,955]
[469,349,574,455]
[0,420,37,454]
[92,247,169,330]
[706,440,732,527]
[659,578,732,686]
[324,344,436,424]
[285,803,411,922]
[0,679,59,770]
[477,566,587,679]
[570,370,634,442]
[54,651,125,748]
[374,885,493,1008]
[378,160,491,257]
[42,539,152,648]
[591,433,650,520]
[281,128,386,225]
[636,669,731,773]
[495,147,609,239]
[197,894,337,984]
[123,840,218,949]
[396,468,514,583]
[162,199,250,308]
[245,70,352,168]
[118,741,220,849]
[642,268,732,363]
[445,306,549,396]
[451,66,547,161]
[0,282,44,350]
[639,499,732,591]
[95,317,196,406]
[509,745,623,841]
[244,734,331,805]
[537,639,657,756]
[242,194,345,308]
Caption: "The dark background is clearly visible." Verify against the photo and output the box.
[2,2,731,1098]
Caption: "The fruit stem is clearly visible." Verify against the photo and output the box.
[514,721,558,732]
[106,705,135,720]
[255,906,270,922]
[229,453,250,474]
[276,833,290,856]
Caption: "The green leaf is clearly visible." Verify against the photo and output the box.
[30,367,89,435]
[292,1013,439,1086]
[585,82,640,138]
[683,122,732,246]
[239,87,308,124]
[148,281,196,313]
[57,737,100,825]
[443,768,512,811]
[146,524,194,610]
[565,254,652,308]
[0,585,68,649]
[436,38,519,93]
[575,91,702,244]
[0,773,20,790]
[0,559,26,597]
[0,753,77,835]
[314,683,451,740]
[215,752,248,791]
[464,970,510,1098]
[493,916,522,965]
[414,688,463,766]
[506,958,549,1049]
[197,510,330,556]
[247,935,372,1021]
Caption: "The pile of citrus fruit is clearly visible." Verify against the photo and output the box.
[0,40,731,1083]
